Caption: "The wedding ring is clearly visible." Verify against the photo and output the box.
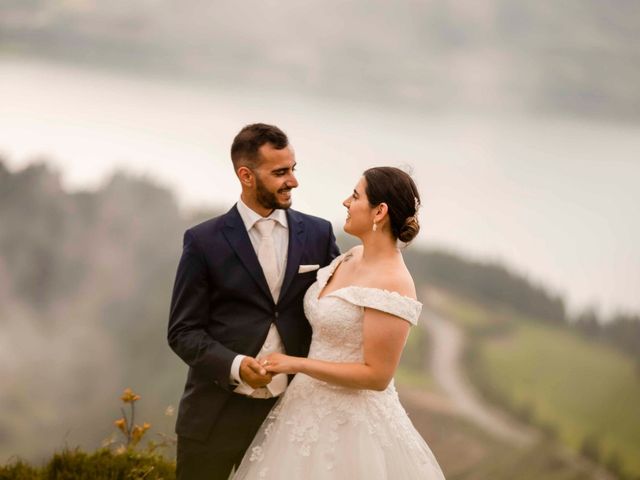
[262,360,270,366]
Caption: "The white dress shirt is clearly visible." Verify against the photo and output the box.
[229,197,289,397]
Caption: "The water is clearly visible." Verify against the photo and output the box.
[1,56,639,315]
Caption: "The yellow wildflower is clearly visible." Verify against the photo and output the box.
[131,422,151,446]
[114,418,127,433]
[121,388,141,403]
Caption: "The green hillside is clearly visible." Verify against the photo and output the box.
[430,289,640,478]
[2,159,638,479]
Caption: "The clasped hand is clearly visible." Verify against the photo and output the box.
[239,353,301,388]
[239,356,272,389]
[260,352,300,375]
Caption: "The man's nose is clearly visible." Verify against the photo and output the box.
[287,172,299,188]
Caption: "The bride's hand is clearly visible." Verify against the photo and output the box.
[261,353,302,375]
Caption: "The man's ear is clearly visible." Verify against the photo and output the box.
[237,166,253,186]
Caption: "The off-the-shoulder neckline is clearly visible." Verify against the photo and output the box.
[317,253,422,306]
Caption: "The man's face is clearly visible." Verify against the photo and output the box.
[251,144,298,210]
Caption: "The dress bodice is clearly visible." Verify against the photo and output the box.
[232,254,446,480]
[303,253,422,364]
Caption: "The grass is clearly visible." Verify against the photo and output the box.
[400,386,599,480]
[1,404,596,480]
[395,365,436,389]
[0,448,175,479]
[430,288,640,478]
[479,320,640,475]
[397,323,438,390]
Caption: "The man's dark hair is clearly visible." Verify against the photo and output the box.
[231,123,289,169]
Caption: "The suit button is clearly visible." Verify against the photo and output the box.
[274,311,279,318]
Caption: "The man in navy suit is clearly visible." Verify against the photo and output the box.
[168,123,340,480]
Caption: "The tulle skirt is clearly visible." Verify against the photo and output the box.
[232,374,446,479]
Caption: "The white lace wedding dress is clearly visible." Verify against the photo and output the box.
[232,254,446,479]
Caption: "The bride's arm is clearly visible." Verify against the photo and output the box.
[263,308,411,391]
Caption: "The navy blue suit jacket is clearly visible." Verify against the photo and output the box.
[168,205,340,440]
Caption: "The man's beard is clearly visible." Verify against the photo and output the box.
[255,175,292,210]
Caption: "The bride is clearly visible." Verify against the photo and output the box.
[232,166,446,479]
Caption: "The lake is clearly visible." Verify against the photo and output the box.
[1,56,639,315]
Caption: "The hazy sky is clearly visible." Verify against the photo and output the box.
[2,58,639,316]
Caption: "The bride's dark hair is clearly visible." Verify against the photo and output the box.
[363,167,421,243]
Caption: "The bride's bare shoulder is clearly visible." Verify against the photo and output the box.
[370,264,417,300]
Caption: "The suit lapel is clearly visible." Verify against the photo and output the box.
[278,209,306,304]
[221,205,272,301]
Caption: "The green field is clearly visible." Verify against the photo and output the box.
[431,290,640,478]
[396,325,439,390]
[401,394,600,480]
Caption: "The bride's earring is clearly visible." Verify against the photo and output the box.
[372,221,377,232]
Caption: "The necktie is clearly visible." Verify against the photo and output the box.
[252,218,287,397]
[254,219,279,298]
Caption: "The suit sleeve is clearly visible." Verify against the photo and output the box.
[325,222,341,264]
[167,230,237,390]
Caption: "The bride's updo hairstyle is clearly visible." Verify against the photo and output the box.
[363,167,421,243]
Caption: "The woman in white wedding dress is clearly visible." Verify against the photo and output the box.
[232,167,446,479]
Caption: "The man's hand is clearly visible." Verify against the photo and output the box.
[239,356,273,389]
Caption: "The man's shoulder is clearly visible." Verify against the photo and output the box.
[186,207,236,238]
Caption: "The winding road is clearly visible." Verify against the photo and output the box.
[407,303,615,480]
[420,306,537,446]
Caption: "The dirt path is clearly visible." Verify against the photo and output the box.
[421,306,538,446]
[416,306,616,479]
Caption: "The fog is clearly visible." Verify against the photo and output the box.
[1,0,639,471]
[2,59,639,315]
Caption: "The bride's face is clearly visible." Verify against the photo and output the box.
[342,177,376,236]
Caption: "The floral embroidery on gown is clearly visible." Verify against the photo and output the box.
[232,253,446,479]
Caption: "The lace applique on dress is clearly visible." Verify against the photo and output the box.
[317,253,422,325]
[232,253,446,480]
[326,287,422,325]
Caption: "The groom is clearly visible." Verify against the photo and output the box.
[168,123,340,480]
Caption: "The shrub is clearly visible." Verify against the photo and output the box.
[0,449,175,480]
[579,433,602,463]
[46,448,175,480]
[0,459,40,480]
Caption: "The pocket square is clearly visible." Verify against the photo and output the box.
[298,264,320,274]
